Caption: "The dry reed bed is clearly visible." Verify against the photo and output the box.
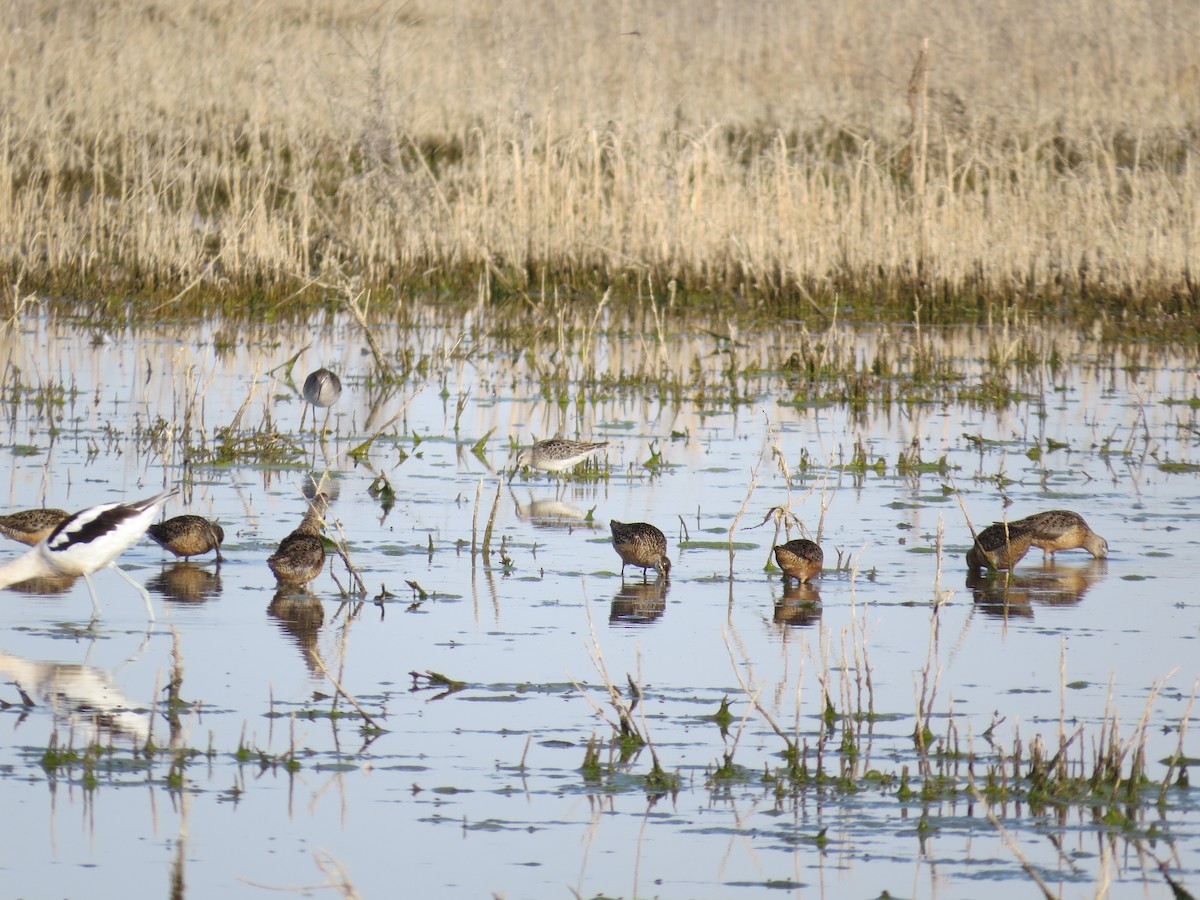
[1,1,1198,314]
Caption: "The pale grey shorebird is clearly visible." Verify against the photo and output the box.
[147,515,225,562]
[510,438,608,482]
[0,488,178,619]
[268,493,329,586]
[772,538,824,584]
[610,520,671,582]
[301,367,342,432]
[0,508,70,546]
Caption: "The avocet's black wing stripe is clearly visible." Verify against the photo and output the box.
[47,504,145,552]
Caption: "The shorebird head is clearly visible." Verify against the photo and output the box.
[1086,532,1109,559]
[655,556,672,579]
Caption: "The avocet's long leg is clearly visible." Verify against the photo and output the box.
[82,573,102,617]
[108,562,154,620]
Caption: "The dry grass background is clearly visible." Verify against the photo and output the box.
[1,0,1198,314]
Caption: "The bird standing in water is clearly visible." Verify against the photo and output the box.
[773,538,824,584]
[268,494,329,586]
[610,520,671,582]
[966,520,1036,572]
[301,368,342,433]
[1011,510,1108,561]
[147,515,225,562]
[511,439,608,481]
[0,488,178,619]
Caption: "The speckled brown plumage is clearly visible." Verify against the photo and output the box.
[966,520,1036,571]
[609,520,671,581]
[0,508,69,546]
[147,515,224,561]
[1011,510,1108,560]
[773,538,824,584]
[268,494,328,586]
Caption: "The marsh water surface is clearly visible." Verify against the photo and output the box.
[0,303,1196,899]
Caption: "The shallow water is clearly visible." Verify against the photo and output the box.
[0,303,1197,898]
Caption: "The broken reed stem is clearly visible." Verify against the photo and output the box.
[933,513,950,606]
[966,778,1058,900]
[722,627,795,753]
[470,477,483,562]
[345,381,427,461]
[952,481,980,543]
[481,478,503,563]
[913,603,942,759]
[1159,679,1199,804]
[570,582,643,741]
[728,418,771,579]
[341,287,391,379]
[326,515,368,596]
[309,651,382,732]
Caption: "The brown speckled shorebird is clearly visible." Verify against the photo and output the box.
[147,515,225,562]
[511,439,608,481]
[966,520,1036,571]
[1011,510,1108,561]
[268,494,329,586]
[0,508,70,546]
[609,520,671,582]
[773,539,824,584]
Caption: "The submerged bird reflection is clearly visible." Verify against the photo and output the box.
[146,562,223,603]
[609,579,669,625]
[268,589,325,675]
[968,559,1106,618]
[0,648,151,743]
[773,582,823,628]
[510,490,598,531]
[6,574,79,595]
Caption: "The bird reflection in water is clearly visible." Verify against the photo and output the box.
[968,559,1107,619]
[5,574,79,595]
[146,563,223,603]
[510,489,598,531]
[268,589,325,675]
[773,582,823,628]
[609,579,669,625]
[0,648,151,743]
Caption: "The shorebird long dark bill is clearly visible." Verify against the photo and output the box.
[610,519,671,582]
[147,515,225,562]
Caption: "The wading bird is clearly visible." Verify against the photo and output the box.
[0,488,178,619]
[301,368,342,433]
[610,520,671,582]
[511,439,608,481]
[268,494,329,586]
[1010,509,1108,561]
[147,515,225,562]
[772,538,824,584]
[0,508,69,546]
[965,520,1036,572]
